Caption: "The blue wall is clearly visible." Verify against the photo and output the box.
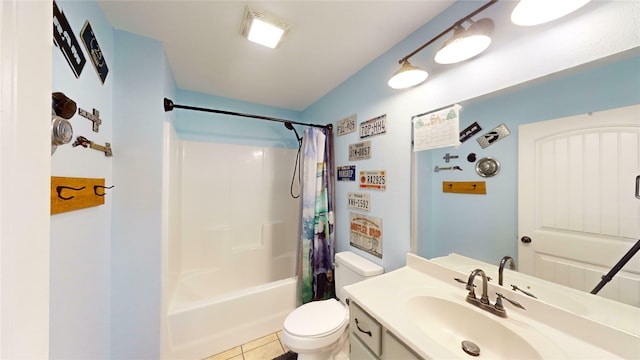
[175,90,303,148]
[420,52,640,265]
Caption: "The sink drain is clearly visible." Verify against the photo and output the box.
[461,340,480,357]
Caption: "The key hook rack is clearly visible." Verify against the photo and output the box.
[51,177,114,214]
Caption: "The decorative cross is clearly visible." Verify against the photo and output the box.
[78,107,102,132]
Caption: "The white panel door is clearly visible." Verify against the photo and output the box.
[519,104,640,306]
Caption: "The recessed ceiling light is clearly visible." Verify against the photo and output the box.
[240,6,290,49]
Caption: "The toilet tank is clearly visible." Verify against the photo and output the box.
[335,251,384,302]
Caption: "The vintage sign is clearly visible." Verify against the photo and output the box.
[337,165,356,182]
[347,192,370,212]
[359,170,386,191]
[81,21,109,84]
[477,123,511,149]
[349,140,372,161]
[349,213,382,258]
[360,114,387,139]
[336,114,357,136]
[459,121,482,143]
[53,0,86,78]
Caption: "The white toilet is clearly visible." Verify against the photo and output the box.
[281,251,384,360]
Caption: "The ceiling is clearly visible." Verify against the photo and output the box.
[97,1,456,111]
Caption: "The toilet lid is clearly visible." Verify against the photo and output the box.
[284,299,348,337]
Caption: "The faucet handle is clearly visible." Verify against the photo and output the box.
[496,293,526,310]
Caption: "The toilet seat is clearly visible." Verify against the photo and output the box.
[283,299,348,338]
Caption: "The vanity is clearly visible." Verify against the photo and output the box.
[344,253,640,359]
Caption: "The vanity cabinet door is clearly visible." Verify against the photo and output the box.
[349,301,382,356]
[350,333,379,360]
[381,330,422,360]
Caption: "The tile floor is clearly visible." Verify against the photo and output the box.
[203,331,290,360]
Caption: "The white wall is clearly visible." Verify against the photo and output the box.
[111,29,168,358]
[0,0,51,357]
[50,1,114,357]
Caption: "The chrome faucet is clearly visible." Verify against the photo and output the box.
[465,268,525,318]
[466,269,490,305]
[498,256,516,286]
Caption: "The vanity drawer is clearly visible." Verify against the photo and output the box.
[350,301,382,356]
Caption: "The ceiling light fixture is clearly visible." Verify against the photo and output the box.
[241,6,290,49]
[388,0,497,89]
[434,18,494,64]
[387,60,429,89]
[511,0,591,26]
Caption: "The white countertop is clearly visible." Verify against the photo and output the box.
[344,253,639,359]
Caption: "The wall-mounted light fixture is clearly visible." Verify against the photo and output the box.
[388,0,498,89]
[240,6,290,49]
[511,0,591,26]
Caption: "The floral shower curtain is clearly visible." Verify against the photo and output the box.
[298,127,335,304]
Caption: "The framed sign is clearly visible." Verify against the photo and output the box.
[349,213,382,258]
[359,170,386,191]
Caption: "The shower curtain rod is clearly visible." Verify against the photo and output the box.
[163,98,332,130]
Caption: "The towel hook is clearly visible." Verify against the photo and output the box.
[56,185,86,200]
[94,185,114,196]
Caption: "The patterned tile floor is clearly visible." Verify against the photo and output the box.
[203,331,289,360]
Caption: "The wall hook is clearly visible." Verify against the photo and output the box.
[56,185,86,200]
[94,185,114,196]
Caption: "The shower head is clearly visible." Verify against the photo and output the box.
[284,122,302,146]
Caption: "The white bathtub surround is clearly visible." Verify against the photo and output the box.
[165,140,300,358]
[345,253,639,359]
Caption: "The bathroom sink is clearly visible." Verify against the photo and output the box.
[405,295,561,359]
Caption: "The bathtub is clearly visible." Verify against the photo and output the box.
[166,271,297,359]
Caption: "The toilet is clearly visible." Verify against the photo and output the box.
[281,251,384,360]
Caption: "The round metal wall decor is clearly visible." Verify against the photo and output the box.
[475,157,500,177]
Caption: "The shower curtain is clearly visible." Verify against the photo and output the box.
[299,127,335,304]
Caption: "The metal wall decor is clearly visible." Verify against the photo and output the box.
[477,123,511,148]
[359,114,387,139]
[337,165,356,182]
[475,157,500,177]
[78,107,102,132]
[359,170,386,190]
[53,1,86,78]
[460,121,482,143]
[73,136,113,157]
[348,140,372,161]
[81,21,109,84]
[349,212,382,258]
[336,114,357,136]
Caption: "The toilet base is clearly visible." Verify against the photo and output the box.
[290,327,350,360]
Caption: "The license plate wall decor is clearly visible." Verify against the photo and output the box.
[359,170,386,190]
[53,0,86,78]
[349,140,372,161]
[337,114,357,136]
[337,165,356,182]
[81,21,109,84]
[349,213,382,258]
[347,192,370,212]
[360,114,387,139]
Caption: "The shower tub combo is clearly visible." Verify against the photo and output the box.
[165,140,300,359]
